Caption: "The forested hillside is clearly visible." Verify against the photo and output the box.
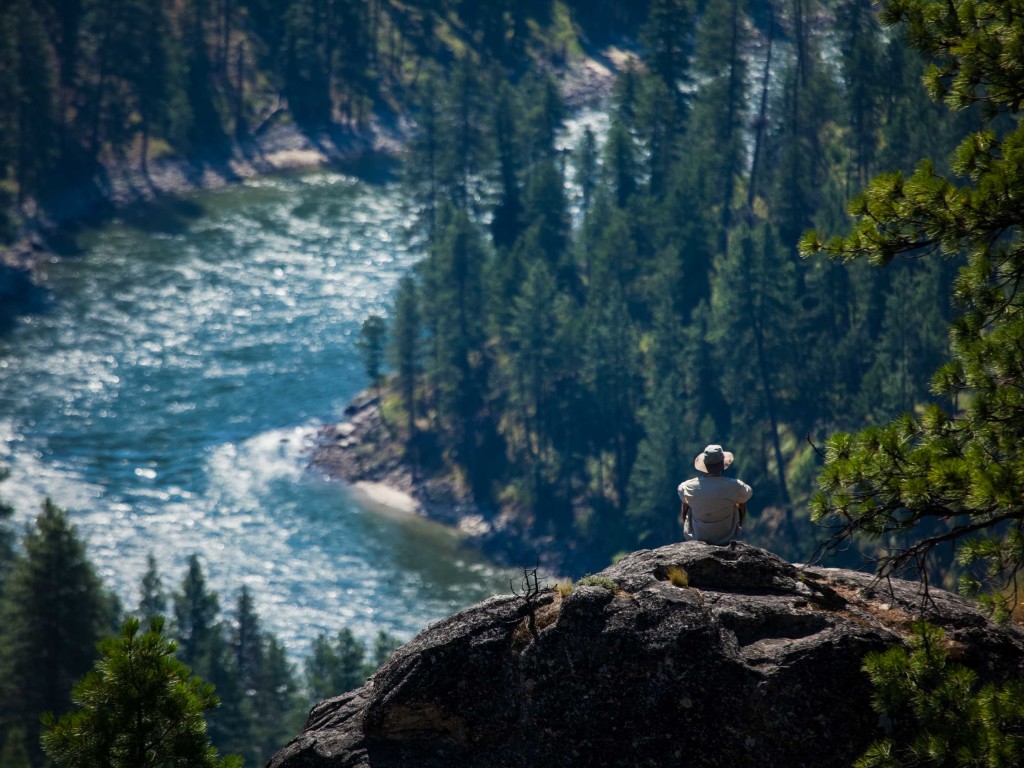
[0,492,400,767]
[0,0,643,241]
[367,0,983,574]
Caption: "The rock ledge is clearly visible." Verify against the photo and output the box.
[269,542,1024,768]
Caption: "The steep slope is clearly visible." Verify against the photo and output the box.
[269,543,1024,767]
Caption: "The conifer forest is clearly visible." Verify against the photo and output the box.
[3,0,1024,765]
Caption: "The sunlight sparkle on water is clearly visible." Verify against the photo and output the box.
[0,170,514,659]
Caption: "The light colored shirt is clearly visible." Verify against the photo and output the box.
[677,475,753,545]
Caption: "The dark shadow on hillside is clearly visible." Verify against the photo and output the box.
[118,197,207,236]
[0,263,52,335]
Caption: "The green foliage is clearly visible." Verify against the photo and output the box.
[802,0,1024,602]
[357,314,388,390]
[138,552,167,622]
[304,627,399,703]
[857,622,1024,768]
[169,558,306,765]
[382,0,985,570]
[0,466,15,592]
[0,500,119,767]
[390,275,421,447]
[0,727,31,768]
[174,554,221,673]
[41,617,242,768]
[576,575,618,591]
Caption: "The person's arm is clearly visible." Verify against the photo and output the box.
[681,501,690,530]
[737,502,746,526]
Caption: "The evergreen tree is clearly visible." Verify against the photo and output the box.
[767,0,840,250]
[369,629,400,670]
[283,0,332,126]
[520,158,572,291]
[857,623,1024,768]
[41,617,242,768]
[801,0,1024,609]
[835,0,886,188]
[520,73,565,164]
[404,67,444,242]
[232,586,262,696]
[251,634,302,763]
[686,0,749,249]
[198,621,250,760]
[0,727,31,768]
[390,275,421,450]
[13,0,58,201]
[305,628,368,703]
[437,57,491,213]
[138,552,167,622]
[0,500,119,767]
[357,314,388,401]
[173,554,220,674]
[0,467,15,593]
[420,206,488,482]
[602,119,640,210]
[640,0,694,115]
[490,81,525,251]
[711,223,797,505]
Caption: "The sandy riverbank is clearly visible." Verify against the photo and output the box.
[349,481,421,515]
[311,391,592,576]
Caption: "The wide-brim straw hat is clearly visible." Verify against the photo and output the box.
[694,444,734,473]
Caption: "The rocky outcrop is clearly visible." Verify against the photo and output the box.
[268,543,1024,768]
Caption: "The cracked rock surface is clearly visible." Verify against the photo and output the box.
[268,542,1024,768]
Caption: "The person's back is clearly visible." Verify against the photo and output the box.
[678,444,753,545]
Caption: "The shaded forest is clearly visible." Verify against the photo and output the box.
[0,0,645,240]
[370,0,981,572]
[0,492,399,767]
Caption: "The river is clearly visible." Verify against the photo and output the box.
[0,167,516,658]
[0,105,609,660]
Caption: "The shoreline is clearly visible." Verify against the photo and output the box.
[0,45,623,274]
[0,46,624,327]
[2,48,626,573]
[310,392,585,577]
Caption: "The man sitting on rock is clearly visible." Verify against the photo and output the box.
[678,444,753,545]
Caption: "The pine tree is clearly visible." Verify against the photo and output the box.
[357,314,388,402]
[0,727,31,768]
[640,0,694,116]
[0,466,15,593]
[856,622,1024,768]
[13,0,58,201]
[686,0,749,250]
[305,629,368,703]
[390,275,421,450]
[801,0,1024,609]
[283,0,332,126]
[252,635,302,762]
[420,206,488,481]
[41,617,242,768]
[490,81,524,251]
[173,554,220,674]
[710,222,797,504]
[0,500,119,767]
[834,0,886,188]
[369,629,400,671]
[138,552,167,622]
